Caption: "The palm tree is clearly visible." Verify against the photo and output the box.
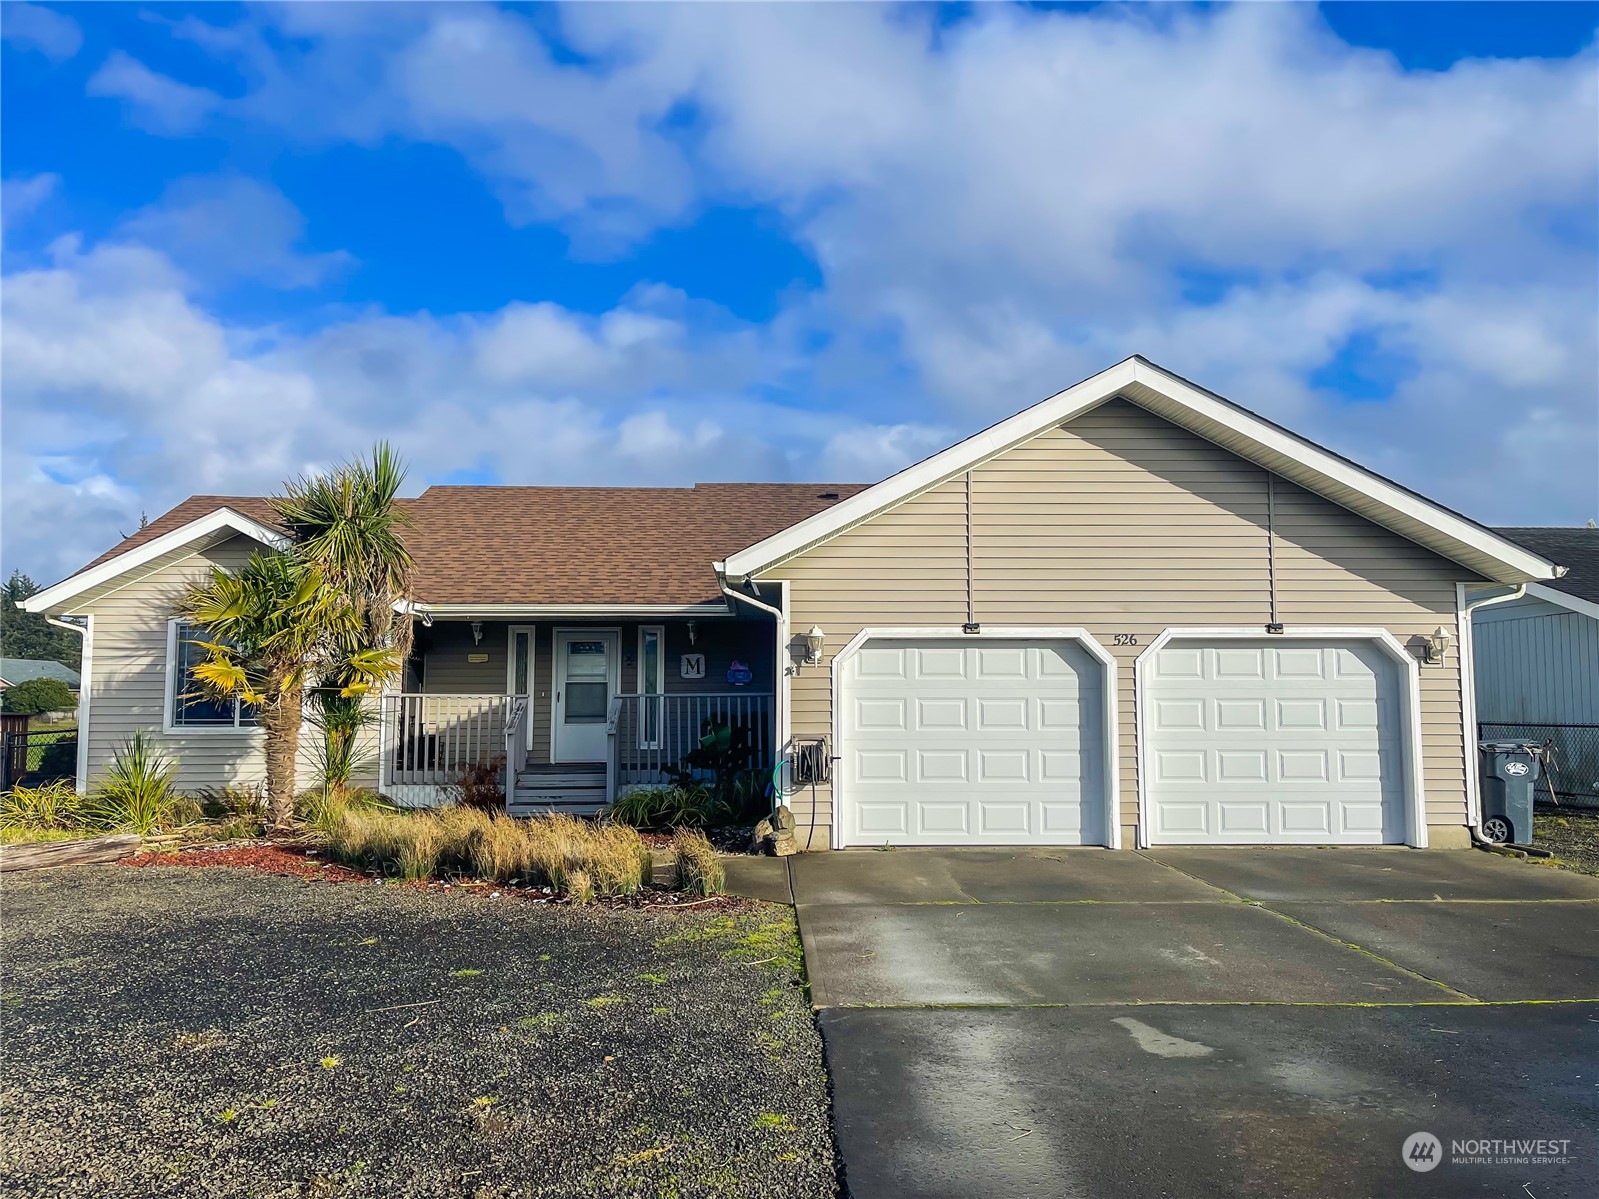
[273,441,414,657]
[181,553,394,831]
[273,443,416,798]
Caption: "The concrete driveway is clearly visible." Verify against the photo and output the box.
[784,847,1599,1199]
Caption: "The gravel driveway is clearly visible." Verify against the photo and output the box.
[0,867,834,1199]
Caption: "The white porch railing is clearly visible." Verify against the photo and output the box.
[379,693,526,788]
[607,691,776,791]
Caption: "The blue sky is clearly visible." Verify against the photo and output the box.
[3,1,1596,584]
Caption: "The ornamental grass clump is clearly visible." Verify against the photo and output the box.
[87,731,182,834]
[326,807,653,896]
[0,779,85,836]
[471,812,531,883]
[671,828,725,897]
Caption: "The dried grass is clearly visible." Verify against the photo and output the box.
[326,807,653,895]
[672,828,725,897]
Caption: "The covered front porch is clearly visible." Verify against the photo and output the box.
[376,612,779,814]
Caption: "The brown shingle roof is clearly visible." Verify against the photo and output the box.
[69,484,869,606]
[77,496,282,571]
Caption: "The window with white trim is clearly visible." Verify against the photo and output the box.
[167,620,257,730]
[638,625,665,749]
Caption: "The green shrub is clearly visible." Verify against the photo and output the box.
[0,677,75,716]
[0,779,84,833]
[86,731,181,834]
[195,784,266,821]
[672,828,725,897]
[606,783,731,830]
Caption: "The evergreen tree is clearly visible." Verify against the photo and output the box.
[0,572,82,669]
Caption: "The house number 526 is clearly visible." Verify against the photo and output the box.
[1113,633,1139,646]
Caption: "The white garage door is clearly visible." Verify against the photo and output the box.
[841,638,1107,846]
[1145,639,1406,844]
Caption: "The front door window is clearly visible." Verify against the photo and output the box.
[564,640,609,720]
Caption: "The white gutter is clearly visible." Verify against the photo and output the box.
[714,562,788,809]
[1457,583,1528,831]
[45,616,91,795]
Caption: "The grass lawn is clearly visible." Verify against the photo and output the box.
[0,866,834,1198]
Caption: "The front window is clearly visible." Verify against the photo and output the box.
[169,621,256,730]
[639,626,664,748]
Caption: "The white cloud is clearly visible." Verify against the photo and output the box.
[2,2,81,61]
[0,235,941,583]
[2,172,59,237]
[118,174,353,290]
[7,2,1596,581]
[87,50,222,134]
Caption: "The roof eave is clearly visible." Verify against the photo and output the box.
[19,507,289,615]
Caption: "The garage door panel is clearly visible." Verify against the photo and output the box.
[1217,700,1267,730]
[914,647,966,679]
[916,749,968,783]
[975,647,1028,679]
[914,698,967,731]
[855,698,906,730]
[844,637,1108,846]
[917,804,969,836]
[1218,801,1270,835]
[1154,647,1203,678]
[858,647,908,678]
[1154,699,1205,731]
[1274,648,1326,679]
[979,803,1031,835]
[1146,638,1404,845]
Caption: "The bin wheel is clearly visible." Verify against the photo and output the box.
[1481,816,1512,844]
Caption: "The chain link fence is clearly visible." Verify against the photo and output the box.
[1479,722,1599,810]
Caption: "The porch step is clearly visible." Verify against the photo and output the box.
[511,766,607,817]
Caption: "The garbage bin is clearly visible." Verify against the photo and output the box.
[1478,740,1541,845]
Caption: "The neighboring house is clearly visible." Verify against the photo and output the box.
[1470,526,1599,802]
[0,658,81,693]
[22,357,1564,850]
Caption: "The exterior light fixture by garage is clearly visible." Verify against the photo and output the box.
[1424,625,1452,665]
[804,625,826,665]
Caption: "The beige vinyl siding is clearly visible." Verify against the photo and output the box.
[763,399,1478,848]
[72,535,271,792]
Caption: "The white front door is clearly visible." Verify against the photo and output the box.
[841,637,1108,846]
[553,629,620,763]
[1144,639,1405,844]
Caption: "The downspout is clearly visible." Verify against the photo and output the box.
[45,616,90,795]
[714,565,787,812]
[1459,583,1527,845]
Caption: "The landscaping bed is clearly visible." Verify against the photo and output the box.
[0,866,833,1199]
[1534,806,1599,876]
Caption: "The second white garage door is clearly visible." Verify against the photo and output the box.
[1144,638,1407,844]
[840,637,1108,846]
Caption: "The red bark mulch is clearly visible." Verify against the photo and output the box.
[121,844,367,883]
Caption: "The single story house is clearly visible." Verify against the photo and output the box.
[0,658,81,693]
[23,357,1565,850]
[1470,526,1599,803]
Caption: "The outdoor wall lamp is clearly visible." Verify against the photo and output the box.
[1423,625,1451,665]
[471,621,484,645]
[804,625,826,665]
